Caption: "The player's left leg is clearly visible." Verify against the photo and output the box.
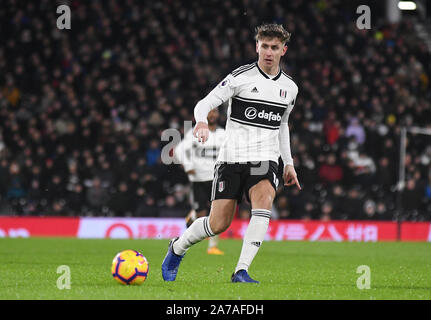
[162,163,239,281]
[192,208,224,255]
[200,181,225,255]
[162,199,236,281]
[193,181,224,255]
[232,179,275,283]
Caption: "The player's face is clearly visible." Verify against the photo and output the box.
[256,37,287,71]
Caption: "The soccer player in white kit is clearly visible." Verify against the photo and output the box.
[174,109,226,255]
[163,23,301,283]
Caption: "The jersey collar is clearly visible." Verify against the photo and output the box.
[256,62,282,81]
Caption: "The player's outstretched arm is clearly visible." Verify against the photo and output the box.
[193,74,236,144]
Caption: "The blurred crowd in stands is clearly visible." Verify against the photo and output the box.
[0,0,430,221]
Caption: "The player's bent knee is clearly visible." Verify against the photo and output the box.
[209,219,230,235]
[249,180,274,198]
[208,212,232,235]
[250,191,274,209]
[208,199,237,235]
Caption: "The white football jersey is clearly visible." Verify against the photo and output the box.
[174,127,226,182]
[194,62,298,165]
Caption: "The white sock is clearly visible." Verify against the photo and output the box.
[235,209,271,273]
[173,217,215,255]
[208,234,219,249]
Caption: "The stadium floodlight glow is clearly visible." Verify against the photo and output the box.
[398,1,417,10]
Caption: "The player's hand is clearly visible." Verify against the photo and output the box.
[283,165,301,190]
[186,169,196,175]
[193,121,209,144]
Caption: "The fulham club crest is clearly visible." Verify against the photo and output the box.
[280,89,288,99]
[218,181,225,192]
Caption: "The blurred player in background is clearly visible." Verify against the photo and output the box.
[163,23,301,283]
[174,109,226,255]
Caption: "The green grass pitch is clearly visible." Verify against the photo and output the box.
[0,238,430,300]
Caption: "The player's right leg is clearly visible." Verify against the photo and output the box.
[232,161,278,283]
[162,199,236,281]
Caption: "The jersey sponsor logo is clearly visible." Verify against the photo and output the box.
[244,107,281,122]
[257,110,282,122]
[245,107,258,120]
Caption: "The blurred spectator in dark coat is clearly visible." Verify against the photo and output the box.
[159,195,183,217]
[285,187,307,218]
[342,187,364,220]
[376,157,395,191]
[98,161,115,188]
[401,178,423,220]
[47,200,68,216]
[276,195,290,219]
[135,192,159,217]
[302,201,318,221]
[328,184,348,220]
[6,162,26,199]
[0,159,9,196]
[67,184,85,216]
[108,182,135,216]
[375,199,392,221]
[319,201,334,221]
[380,137,397,160]
[85,177,109,215]
[46,175,66,203]
[362,199,378,220]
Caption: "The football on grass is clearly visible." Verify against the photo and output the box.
[111,250,149,285]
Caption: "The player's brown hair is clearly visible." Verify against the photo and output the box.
[254,23,291,45]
